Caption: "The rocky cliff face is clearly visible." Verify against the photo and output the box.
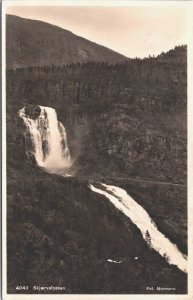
[6,15,128,69]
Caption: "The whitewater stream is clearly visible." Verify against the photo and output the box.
[90,184,187,273]
[19,105,187,274]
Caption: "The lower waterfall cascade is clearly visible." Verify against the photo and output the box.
[90,183,187,273]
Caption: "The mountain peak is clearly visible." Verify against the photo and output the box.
[6,14,128,69]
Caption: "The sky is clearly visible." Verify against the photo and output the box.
[6,5,188,58]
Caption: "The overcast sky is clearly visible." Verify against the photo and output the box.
[6,5,188,58]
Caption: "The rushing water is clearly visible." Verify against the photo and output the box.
[90,183,187,273]
[19,105,71,173]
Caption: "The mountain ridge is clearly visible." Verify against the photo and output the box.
[6,14,128,69]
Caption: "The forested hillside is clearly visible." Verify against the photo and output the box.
[7,45,187,183]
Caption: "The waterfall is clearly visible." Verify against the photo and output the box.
[90,183,187,273]
[18,104,187,274]
[19,105,71,173]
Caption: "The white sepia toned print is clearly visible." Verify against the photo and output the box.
[2,1,193,300]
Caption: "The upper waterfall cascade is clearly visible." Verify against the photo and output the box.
[19,105,71,172]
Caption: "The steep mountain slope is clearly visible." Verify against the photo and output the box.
[6,15,128,69]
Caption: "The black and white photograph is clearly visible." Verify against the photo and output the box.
[2,1,192,298]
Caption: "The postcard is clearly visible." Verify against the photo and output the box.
[1,1,193,299]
